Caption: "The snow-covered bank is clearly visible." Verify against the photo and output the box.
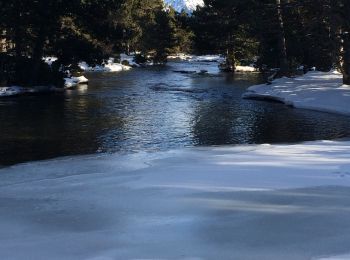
[1,140,350,259]
[169,55,258,73]
[0,76,88,97]
[169,53,225,63]
[0,86,26,97]
[169,54,225,75]
[0,85,64,97]
[243,70,350,116]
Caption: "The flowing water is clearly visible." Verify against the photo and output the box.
[1,60,350,166]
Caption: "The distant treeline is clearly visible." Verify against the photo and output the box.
[0,0,349,86]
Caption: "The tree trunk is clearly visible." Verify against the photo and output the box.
[14,8,24,83]
[30,1,51,86]
[226,48,236,72]
[276,0,288,75]
[29,24,47,86]
[343,33,350,85]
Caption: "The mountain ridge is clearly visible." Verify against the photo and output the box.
[164,0,204,12]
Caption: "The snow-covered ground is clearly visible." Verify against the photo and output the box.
[1,140,350,259]
[243,70,350,116]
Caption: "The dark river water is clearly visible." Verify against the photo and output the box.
[1,61,350,166]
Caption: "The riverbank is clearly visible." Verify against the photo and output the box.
[243,70,350,116]
[0,76,88,97]
[0,54,137,98]
[0,140,350,259]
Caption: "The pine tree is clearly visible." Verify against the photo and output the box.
[0,0,125,86]
[192,0,259,71]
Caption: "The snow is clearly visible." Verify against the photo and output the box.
[317,254,350,260]
[168,53,189,60]
[78,61,100,72]
[169,54,225,74]
[103,63,124,72]
[120,53,140,67]
[168,54,225,63]
[170,61,220,74]
[0,85,65,97]
[64,76,89,89]
[42,57,58,66]
[0,86,26,97]
[0,78,86,96]
[1,140,350,259]
[243,70,350,116]
[78,59,131,73]
[164,0,204,12]
[236,65,257,72]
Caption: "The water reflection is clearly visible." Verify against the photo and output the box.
[0,61,350,165]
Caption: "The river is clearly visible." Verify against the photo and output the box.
[1,60,350,165]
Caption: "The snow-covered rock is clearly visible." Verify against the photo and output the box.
[243,70,350,116]
[0,86,26,97]
[42,57,58,66]
[64,76,89,89]
[164,0,204,12]
[78,59,131,72]
[78,62,106,72]
[236,65,257,72]
[104,63,123,72]
[120,53,140,67]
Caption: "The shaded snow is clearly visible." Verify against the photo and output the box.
[1,141,350,259]
[0,86,26,97]
[317,254,350,260]
[243,70,350,116]
[0,86,63,97]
